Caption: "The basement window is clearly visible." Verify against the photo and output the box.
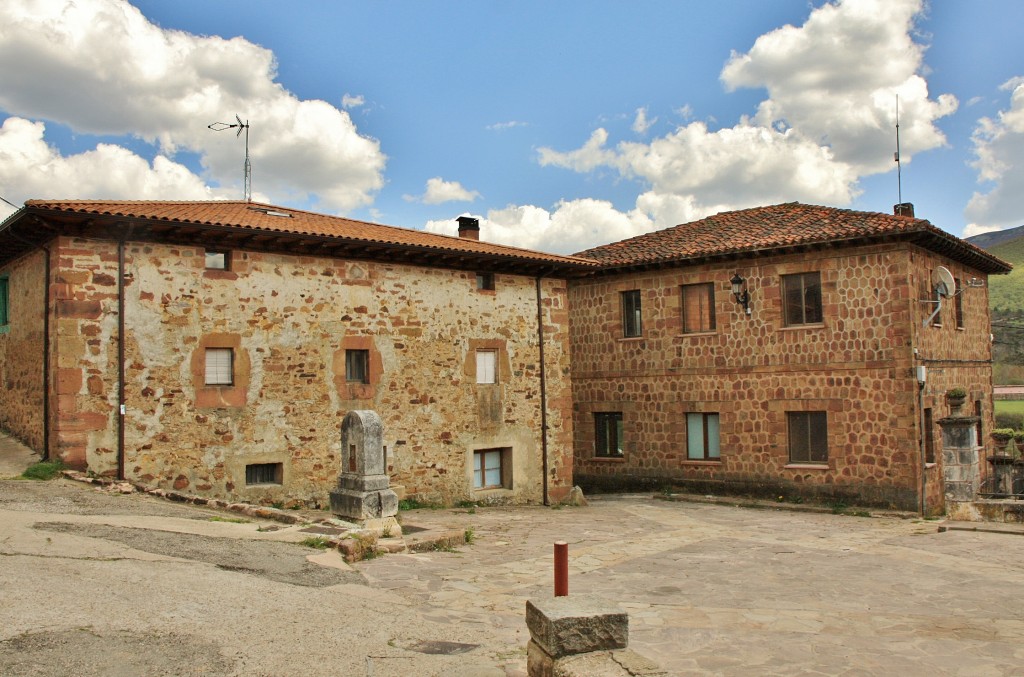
[245,463,282,486]
[473,448,511,490]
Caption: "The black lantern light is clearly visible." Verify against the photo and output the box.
[730,273,750,315]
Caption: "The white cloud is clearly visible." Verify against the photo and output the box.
[632,107,656,135]
[487,121,527,131]
[964,77,1024,235]
[341,93,365,109]
[532,0,954,251]
[424,199,655,254]
[0,0,385,212]
[405,177,480,205]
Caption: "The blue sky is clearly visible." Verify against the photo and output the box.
[1,0,1022,253]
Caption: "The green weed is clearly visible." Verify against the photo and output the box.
[20,461,65,481]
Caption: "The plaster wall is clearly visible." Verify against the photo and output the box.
[50,237,573,506]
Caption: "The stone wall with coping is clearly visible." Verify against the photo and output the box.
[0,249,47,450]
[49,237,574,506]
[569,242,997,512]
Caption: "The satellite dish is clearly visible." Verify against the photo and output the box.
[932,266,955,297]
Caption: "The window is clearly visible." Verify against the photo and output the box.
[0,276,9,328]
[923,407,935,464]
[686,413,720,460]
[954,279,964,329]
[787,411,828,463]
[245,463,282,486]
[975,400,983,447]
[476,272,495,291]
[476,349,497,384]
[204,348,233,385]
[622,290,642,338]
[205,250,229,270]
[473,448,510,489]
[345,349,370,383]
[782,272,822,326]
[595,412,624,458]
[681,283,715,333]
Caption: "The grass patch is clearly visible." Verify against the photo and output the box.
[207,516,250,524]
[300,536,331,550]
[20,461,65,481]
[994,400,1024,416]
[398,498,442,511]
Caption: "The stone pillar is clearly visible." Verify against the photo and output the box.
[525,595,665,677]
[938,415,981,504]
[329,410,400,535]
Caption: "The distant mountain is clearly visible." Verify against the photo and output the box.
[966,224,1024,250]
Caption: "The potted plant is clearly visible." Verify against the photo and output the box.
[991,428,1015,456]
[945,387,967,409]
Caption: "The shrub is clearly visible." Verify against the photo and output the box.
[994,412,1024,430]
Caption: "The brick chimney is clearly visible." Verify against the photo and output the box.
[894,202,915,218]
[457,216,480,240]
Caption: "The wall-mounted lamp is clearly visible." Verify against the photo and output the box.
[730,273,751,316]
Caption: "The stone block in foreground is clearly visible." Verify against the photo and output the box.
[526,595,628,658]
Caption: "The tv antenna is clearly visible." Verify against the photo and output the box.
[208,115,251,202]
[894,95,902,206]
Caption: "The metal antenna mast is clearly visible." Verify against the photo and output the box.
[208,115,251,202]
[894,95,902,206]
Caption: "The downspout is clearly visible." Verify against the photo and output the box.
[6,224,51,461]
[918,380,926,516]
[117,238,126,481]
[535,273,550,506]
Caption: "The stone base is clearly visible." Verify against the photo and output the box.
[329,487,399,521]
[527,642,667,677]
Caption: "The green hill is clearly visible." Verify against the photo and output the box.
[968,231,1024,384]
[987,237,1024,311]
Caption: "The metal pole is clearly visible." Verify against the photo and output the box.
[554,541,568,597]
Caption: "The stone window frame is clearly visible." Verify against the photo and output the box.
[334,336,383,401]
[621,289,642,338]
[781,271,823,327]
[686,412,721,461]
[681,282,716,334]
[191,333,250,409]
[472,447,512,490]
[787,410,828,464]
[464,339,510,384]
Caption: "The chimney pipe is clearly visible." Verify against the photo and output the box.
[894,202,915,218]
[457,216,480,240]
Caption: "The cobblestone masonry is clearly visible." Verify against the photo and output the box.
[570,242,997,512]
[0,249,46,451]
[40,236,574,506]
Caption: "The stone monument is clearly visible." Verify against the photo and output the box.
[329,410,400,536]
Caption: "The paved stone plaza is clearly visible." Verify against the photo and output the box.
[1,476,1023,675]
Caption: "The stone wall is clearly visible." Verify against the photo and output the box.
[569,242,997,512]
[49,237,573,506]
[0,249,46,450]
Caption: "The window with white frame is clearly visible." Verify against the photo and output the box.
[204,347,234,386]
[476,349,497,384]
[686,412,720,460]
[473,448,509,489]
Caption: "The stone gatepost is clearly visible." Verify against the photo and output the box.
[525,595,666,676]
[938,414,981,504]
[329,410,400,536]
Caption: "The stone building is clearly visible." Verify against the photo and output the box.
[0,200,594,506]
[569,203,1011,513]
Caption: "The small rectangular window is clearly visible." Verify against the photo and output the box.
[245,462,282,486]
[924,407,935,464]
[594,412,624,458]
[954,278,964,329]
[345,349,370,383]
[204,348,233,385]
[622,290,642,338]
[975,400,983,447]
[782,272,822,326]
[205,250,229,270]
[681,283,715,333]
[476,349,497,384]
[473,448,510,489]
[476,272,495,291]
[787,411,828,463]
[0,276,9,327]
[686,413,720,460]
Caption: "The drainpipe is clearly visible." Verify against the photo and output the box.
[535,274,550,506]
[918,380,926,516]
[5,224,51,461]
[117,238,126,481]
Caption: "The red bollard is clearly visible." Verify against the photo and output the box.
[554,541,568,597]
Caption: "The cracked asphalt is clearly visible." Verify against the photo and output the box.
[3,478,1024,676]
